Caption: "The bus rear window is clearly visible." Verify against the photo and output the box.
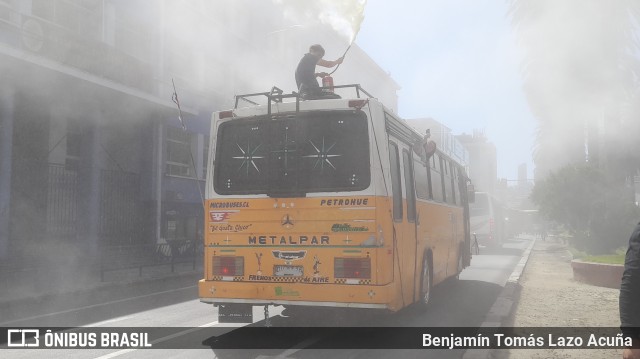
[214,110,370,195]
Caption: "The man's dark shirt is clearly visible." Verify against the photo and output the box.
[620,221,640,339]
[295,53,320,92]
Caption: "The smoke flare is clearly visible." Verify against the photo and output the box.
[277,0,367,44]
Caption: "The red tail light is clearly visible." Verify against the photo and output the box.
[334,258,371,279]
[219,110,234,119]
[348,99,368,109]
[213,256,244,276]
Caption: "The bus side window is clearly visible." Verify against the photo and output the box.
[449,161,457,205]
[427,155,434,200]
[414,158,429,200]
[389,142,403,221]
[430,154,443,202]
[402,149,416,222]
[438,155,447,202]
[452,165,460,206]
[445,159,455,205]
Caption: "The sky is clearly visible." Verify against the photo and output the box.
[354,0,536,181]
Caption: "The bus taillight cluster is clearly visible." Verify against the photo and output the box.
[213,256,244,277]
[334,258,371,279]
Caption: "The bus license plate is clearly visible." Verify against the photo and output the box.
[274,265,303,277]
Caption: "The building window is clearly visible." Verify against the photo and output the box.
[166,217,195,241]
[166,126,193,177]
[32,0,102,40]
[0,1,13,23]
[31,0,54,21]
[65,119,82,170]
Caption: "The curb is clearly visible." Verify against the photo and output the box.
[571,260,624,289]
[462,237,536,359]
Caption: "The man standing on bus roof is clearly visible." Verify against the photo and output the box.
[295,44,343,100]
[620,221,640,359]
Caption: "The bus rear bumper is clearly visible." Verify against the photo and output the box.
[199,297,388,309]
[198,279,395,311]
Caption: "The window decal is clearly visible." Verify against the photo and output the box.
[303,137,342,172]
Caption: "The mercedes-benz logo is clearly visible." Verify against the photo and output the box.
[281,214,294,229]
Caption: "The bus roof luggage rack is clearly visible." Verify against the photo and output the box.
[233,84,374,115]
[329,84,374,99]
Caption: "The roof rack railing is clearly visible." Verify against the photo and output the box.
[329,84,374,99]
[233,84,374,115]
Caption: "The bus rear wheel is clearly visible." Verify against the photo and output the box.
[419,254,432,308]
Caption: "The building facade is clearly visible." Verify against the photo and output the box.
[0,0,399,268]
[456,130,497,194]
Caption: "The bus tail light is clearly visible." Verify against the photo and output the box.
[213,256,244,276]
[348,99,368,109]
[334,258,371,279]
[219,110,234,119]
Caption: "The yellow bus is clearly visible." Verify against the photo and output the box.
[198,85,473,322]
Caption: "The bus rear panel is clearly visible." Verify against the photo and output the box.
[198,93,473,322]
[198,100,401,319]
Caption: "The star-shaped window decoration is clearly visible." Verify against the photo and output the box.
[233,140,264,177]
[303,137,342,172]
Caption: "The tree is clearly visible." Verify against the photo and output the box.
[531,163,639,253]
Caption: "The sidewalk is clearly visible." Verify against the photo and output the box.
[0,262,203,326]
[500,238,622,359]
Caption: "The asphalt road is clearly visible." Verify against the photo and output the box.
[2,237,532,359]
